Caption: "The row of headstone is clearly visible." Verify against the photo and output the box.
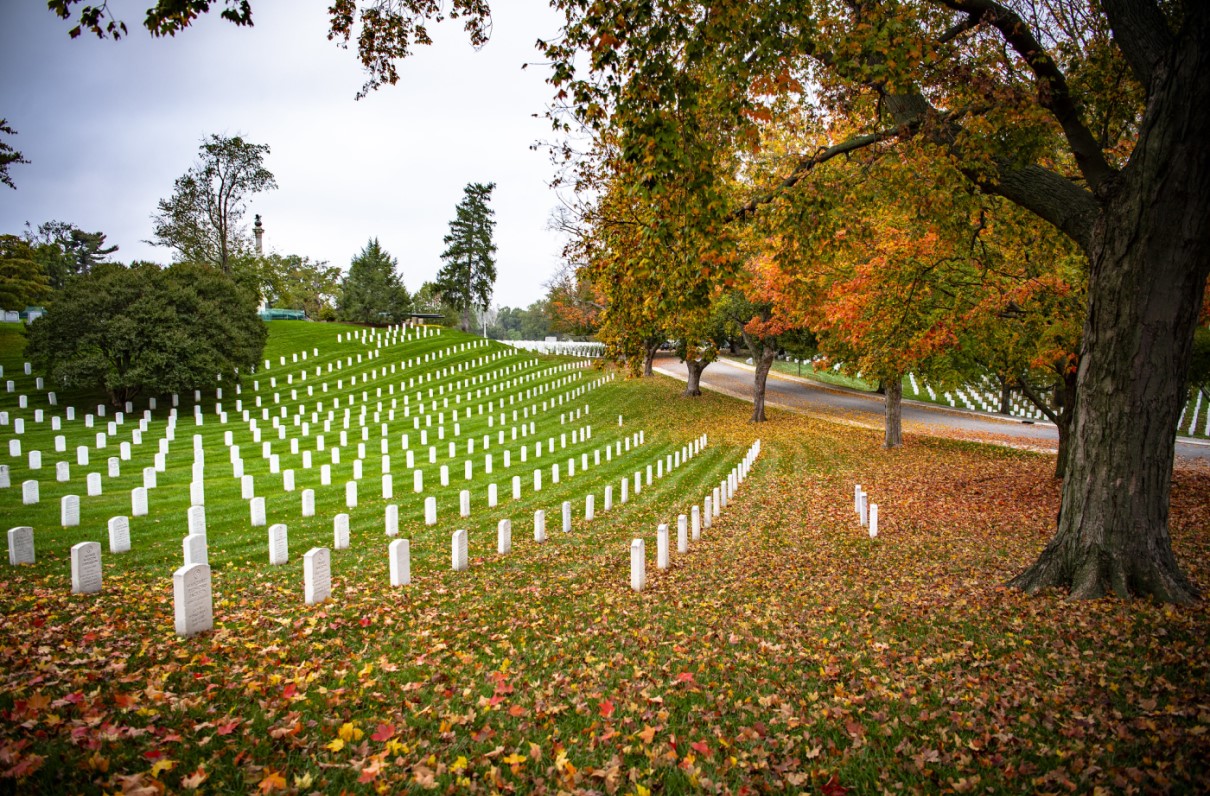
[854,484,879,538]
[630,438,760,591]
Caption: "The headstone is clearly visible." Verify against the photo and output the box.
[250,496,266,526]
[562,501,572,533]
[345,481,358,508]
[657,524,670,570]
[131,486,148,516]
[451,529,468,571]
[869,504,879,538]
[173,563,213,637]
[382,474,393,499]
[621,478,628,504]
[61,494,80,527]
[77,446,89,466]
[184,533,208,567]
[424,496,437,526]
[108,457,120,478]
[630,538,645,591]
[497,519,512,554]
[0,465,8,489]
[460,490,471,518]
[268,523,289,565]
[531,509,546,543]
[241,475,255,499]
[108,516,130,553]
[385,504,399,536]
[585,494,595,521]
[86,472,102,496]
[142,467,157,489]
[691,506,701,540]
[190,480,205,506]
[389,538,410,586]
[302,489,316,517]
[304,548,331,604]
[678,514,688,553]
[8,526,34,564]
[512,476,521,500]
[28,450,41,470]
[54,461,70,483]
[187,505,206,536]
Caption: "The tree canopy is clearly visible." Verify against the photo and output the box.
[151,134,276,273]
[25,262,266,405]
[337,239,412,324]
[434,182,497,332]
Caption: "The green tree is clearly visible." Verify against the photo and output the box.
[264,254,343,320]
[0,119,28,190]
[337,239,411,324]
[434,182,497,332]
[24,220,118,289]
[151,134,276,273]
[0,235,53,309]
[25,262,266,405]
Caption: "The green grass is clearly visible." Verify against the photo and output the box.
[0,320,1206,794]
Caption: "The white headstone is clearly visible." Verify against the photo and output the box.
[61,494,80,527]
[451,529,468,571]
[108,516,130,554]
[131,486,148,516]
[184,533,208,567]
[562,501,572,533]
[534,509,547,543]
[389,538,410,586]
[250,496,266,526]
[678,514,688,553]
[173,563,213,637]
[704,496,713,528]
[334,513,350,550]
[460,489,471,518]
[55,461,69,482]
[86,472,102,496]
[304,547,331,604]
[268,523,289,565]
[187,505,206,536]
[345,480,358,508]
[630,538,646,592]
[869,504,879,538]
[424,496,437,526]
[8,526,34,565]
[301,489,316,517]
[657,524,669,570]
[497,518,512,554]
[385,504,399,536]
[691,506,701,540]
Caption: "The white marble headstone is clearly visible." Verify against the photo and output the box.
[8,526,34,565]
[108,516,130,554]
[304,547,331,604]
[173,563,213,637]
[268,523,289,565]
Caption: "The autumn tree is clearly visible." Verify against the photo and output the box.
[544,0,1209,603]
[435,182,497,333]
[151,134,277,273]
[545,262,603,338]
[672,295,731,398]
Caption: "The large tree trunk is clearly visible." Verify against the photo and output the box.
[1011,21,1210,603]
[683,358,709,397]
[750,344,776,423]
[884,375,903,448]
[642,340,659,377]
[998,378,1012,415]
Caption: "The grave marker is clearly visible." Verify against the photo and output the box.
[334,514,350,550]
[451,530,468,571]
[268,524,289,565]
[184,533,208,567]
[534,509,547,542]
[173,563,213,636]
[108,516,131,553]
[131,487,148,516]
[678,515,688,553]
[630,539,646,591]
[389,539,410,586]
[8,526,34,565]
[188,505,206,536]
[304,548,331,604]
[497,519,512,554]
[657,524,670,569]
[250,497,266,526]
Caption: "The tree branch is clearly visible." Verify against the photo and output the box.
[967,160,1098,252]
[1099,0,1172,89]
[937,0,1116,190]
[1018,375,1059,425]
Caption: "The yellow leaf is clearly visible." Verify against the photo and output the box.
[293,772,314,789]
[258,769,287,793]
[638,725,657,744]
[150,759,175,777]
[502,753,527,766]
[326,738,345,752]
[634,785,651,796]
[338,722,363,742]
[450,756,468,772]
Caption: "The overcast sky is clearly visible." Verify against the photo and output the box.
[0,0,569,309]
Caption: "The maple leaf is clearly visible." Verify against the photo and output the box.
[370,723,395,742]
[149,758,175,777]
[258,769,287,793]
[181,767,208,789]
[638,726,657,744]
[215,719,241,736]
[821,773,848,796]
[502,753,526,766]
[508,704,526,717]
[325,738,345,753]
[338,722,364,742]
[293,772,313,789]
[358,758,383,783]
[598,698,615,718]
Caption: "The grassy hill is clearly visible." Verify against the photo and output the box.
[0,320,1206,793]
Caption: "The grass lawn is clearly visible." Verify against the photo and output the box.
[0,321,1206,793]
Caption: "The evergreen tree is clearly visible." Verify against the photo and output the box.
[337,238,411,323]
[434,182,497,332]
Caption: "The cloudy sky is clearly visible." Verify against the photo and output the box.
[0,0,569,309]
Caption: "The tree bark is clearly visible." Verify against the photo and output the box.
[998,378,1012,415]
[642,340,660,377]
[750,344,776,423]
[683,358,709,397]
[884,375,903,448]
[1010,16,1210,603]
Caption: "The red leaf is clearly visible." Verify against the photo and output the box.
[215,720,241,736]
[691,741,710,756]
[598,699,615,718]
[370,723,394,742]
[822,774,848,796]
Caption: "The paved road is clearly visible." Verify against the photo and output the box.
[654,354,1210,462]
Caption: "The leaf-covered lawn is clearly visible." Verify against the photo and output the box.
[0,328,1207,794]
